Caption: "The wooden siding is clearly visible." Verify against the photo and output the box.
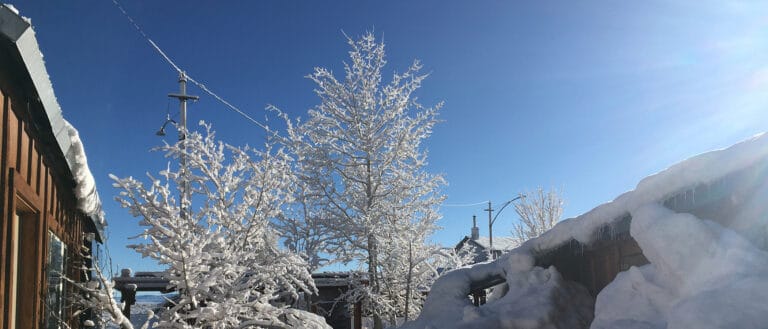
[534,228,649,298]
[0,83,89,329]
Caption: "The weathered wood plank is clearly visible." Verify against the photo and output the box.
[18,118,28,181]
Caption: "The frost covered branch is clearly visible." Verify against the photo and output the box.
[280,32,445,328]
[111,123,329,329]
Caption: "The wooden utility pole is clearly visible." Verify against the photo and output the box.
[485,194,525,260]
[485,201,494,255]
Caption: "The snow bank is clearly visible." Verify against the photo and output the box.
[63,119,105,226]
[404,132,768,329]
[592,203,768,328]
[401,254,593,329]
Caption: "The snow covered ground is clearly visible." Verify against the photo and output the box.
[403,133,768,329]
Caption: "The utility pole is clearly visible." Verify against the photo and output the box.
[485,201,494,254]
[168,71,198,220]
[485,194,526,260]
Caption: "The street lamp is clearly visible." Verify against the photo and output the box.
[155,114,177,136]
[485,193,525,258]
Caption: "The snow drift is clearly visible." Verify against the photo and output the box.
[403,133,768,329]
[591,203,768,328]
[401,253,593,329]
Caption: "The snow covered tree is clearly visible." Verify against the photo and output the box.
[283,32,445,328]
[375,228,448,324]
[111,123,330,329]
[68,252,143,329]
[512,187,564,244]
[272,151,338,272]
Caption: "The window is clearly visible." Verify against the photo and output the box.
[45,231,67,329]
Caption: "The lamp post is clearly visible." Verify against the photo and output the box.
[484,194,525,258]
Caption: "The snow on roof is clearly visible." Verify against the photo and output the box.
[405,132,768,329]
[521,132,768,254]
[0,4,105,239]
[3,3,18,15]
[472,236,519,251]
[63,120,105,225]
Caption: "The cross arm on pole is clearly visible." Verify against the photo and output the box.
[168,93,199,101]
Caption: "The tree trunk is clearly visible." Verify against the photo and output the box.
[404,241,413,323]
[368,234,384,329]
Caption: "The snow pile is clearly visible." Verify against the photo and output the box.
[63,120,105,226]
[404,132,768,329]
[401,253,593,329]
[592,203,768,328]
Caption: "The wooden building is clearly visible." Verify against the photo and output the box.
[454,223,518,264]
[0,5,105,329]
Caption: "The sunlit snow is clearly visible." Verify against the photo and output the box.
[403,132,768,329]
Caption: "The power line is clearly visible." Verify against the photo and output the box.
[186,77,269,131]
[110,0,270,132]
[442,200,488,207]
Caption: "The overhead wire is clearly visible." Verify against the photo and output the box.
[442,200,488,207]
[110,0,272,132]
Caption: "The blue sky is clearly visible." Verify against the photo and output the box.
[11,1,768,272]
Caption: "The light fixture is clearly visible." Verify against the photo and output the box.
[156,115,177,136]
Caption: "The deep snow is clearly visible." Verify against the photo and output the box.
[403,133,768,329]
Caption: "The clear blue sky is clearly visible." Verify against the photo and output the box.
[11,1,768,272]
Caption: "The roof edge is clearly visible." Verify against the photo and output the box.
[0,4,105,241]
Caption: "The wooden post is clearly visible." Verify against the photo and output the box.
[119,284,137,319]
[354,301,362,329]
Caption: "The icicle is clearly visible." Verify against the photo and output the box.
[692,186,696,205]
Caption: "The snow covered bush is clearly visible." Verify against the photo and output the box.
[280,32,445,328]
[111,123,329,329]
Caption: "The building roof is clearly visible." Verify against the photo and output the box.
[0,4,105,240]
[454,235,520,254]
[521,132,768,255]
[472,236,519,251]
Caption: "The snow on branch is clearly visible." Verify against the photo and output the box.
[110,123,329,329]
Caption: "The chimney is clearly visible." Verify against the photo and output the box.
[471,215,479,240]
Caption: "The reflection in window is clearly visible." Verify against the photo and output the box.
[45,232,67,329]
